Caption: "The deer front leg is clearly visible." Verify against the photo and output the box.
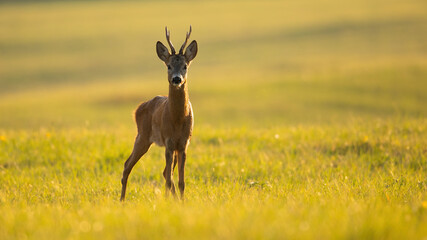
[163,146,176,197]
[178,151,186,200]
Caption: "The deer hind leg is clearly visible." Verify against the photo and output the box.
[177,151,186,200]
[163,147,177,197]
[172,151,178,173]
[120,134,151,201]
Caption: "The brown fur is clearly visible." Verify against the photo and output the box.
[120,27,197,201]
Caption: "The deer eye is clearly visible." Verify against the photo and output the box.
[167,65,171,70]
[183,65,187,70]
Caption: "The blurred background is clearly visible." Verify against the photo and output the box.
[0,0,426,129]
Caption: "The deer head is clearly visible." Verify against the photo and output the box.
[156,26,198,88]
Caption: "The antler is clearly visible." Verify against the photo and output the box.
[179,25,192,54]
[165,26,176,55]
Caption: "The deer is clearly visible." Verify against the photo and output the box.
[120,26,197,201]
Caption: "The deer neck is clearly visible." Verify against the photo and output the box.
[168,82,190,122]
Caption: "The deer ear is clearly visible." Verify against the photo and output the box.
[156,41,170,62]
[184,40,198,62]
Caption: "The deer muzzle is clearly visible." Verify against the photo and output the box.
[171,74,183,87]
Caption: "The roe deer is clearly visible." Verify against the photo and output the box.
[120,26,197,201]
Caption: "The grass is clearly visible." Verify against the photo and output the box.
[0,0,427,239]
[1,122,426,239]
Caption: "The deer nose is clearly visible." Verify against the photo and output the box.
[172,76,182,84]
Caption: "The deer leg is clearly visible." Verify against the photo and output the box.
[178,151,186,200]
[172,151,178,173]
[120,134,151,201]
[163,147,176,197]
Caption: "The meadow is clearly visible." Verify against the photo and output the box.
[0,0,426,239]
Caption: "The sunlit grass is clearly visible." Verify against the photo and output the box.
[0,120,426,239]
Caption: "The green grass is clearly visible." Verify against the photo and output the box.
[1,0,427,239]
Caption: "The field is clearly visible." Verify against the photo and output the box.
[1,0,427,239]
